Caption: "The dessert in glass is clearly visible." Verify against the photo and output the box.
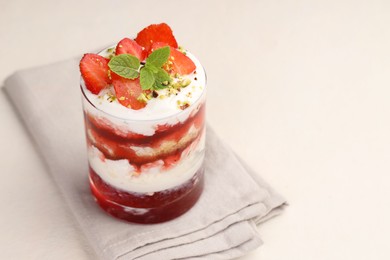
[79,23,206,223]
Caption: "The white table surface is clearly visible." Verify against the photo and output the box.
[1,0,390,259]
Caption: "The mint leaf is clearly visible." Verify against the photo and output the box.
[151,69,171,90]
[111,47,172,91]
[140,67,155,90]
[155,68,171,84]
[145,63,159,73]
[108,54,140,79]
[146,47,170,67]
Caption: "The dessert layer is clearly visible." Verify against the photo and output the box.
[84,100,205,169]
[90,166,204,222]
[87,123,203,167]
[88,129,205,193]
[84,103,205,141]
[81,49,206,136]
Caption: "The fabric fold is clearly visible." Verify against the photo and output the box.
[3,59,286,260]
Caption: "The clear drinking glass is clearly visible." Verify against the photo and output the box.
[80,53,206,223]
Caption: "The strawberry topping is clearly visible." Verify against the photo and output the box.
[151,42,196,75]
[80,23,198,110]
[115,38,146,61]
[135,23,178,54]
[80,54,111,94]
[111,73,146,110]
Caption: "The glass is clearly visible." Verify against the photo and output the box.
[80,59,206,224]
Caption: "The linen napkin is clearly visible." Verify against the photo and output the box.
[3,59,286,260]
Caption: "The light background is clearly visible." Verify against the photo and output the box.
[1,0,390,259]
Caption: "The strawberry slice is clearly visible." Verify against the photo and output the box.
[151,42,196,75]
[80,54,111,94]
[111,73,146,110]
[115,38,146,61]
[135,23,178,54]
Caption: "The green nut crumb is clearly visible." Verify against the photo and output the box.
[181,79,191,88]
[137,93,148,103]
[106,94,117,103]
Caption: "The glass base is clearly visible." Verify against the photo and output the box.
[89,167,204,224]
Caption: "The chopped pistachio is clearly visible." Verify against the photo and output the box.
[163,63,173,72]
[106,93,117,103]
[106,47,116,59]
[178,46,187,55]
[181,79,191,88]
[137,93,148,103]
[177,100,190,110]
[171,82,181,89]
[167,86,179,96]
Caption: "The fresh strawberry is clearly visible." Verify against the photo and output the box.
[79,54,111,94]
[115,38,146,61]
[135,23,178,54]
[151,42,196,75]
[111,73,146,110]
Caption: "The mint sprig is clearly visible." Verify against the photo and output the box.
[108,47,172,91]
[146,47,171,67]
[108,54,140,79]
[153,67,171,89]
[140,67,155,90]
[141,63,171,90]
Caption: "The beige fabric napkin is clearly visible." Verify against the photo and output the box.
[3,59,286,260]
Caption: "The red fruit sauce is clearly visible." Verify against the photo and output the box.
[84,104,205,223]
[89,166,204,223]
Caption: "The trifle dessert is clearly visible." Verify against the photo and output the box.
[79,23,206,223]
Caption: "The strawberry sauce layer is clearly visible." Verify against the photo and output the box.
[84,101,205,223]
[85,104,205,170]
[89,166,204,223]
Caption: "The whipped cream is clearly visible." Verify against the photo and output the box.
[81,48,206,136]
[88,129,205,193]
